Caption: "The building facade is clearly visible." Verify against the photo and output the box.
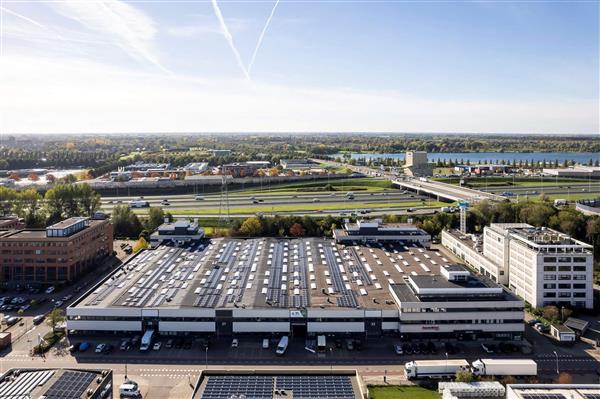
[442,223,594,309]
[389,265,524,341]
[333,220,431,246]
[0,217,113,287]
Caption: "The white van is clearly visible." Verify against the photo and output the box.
[119,381,141,398]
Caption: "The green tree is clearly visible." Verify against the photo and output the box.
[455,369,474,383]
[146,207,166,231]
[46,308,65,330]
[239,217,263,236]
[111,205,143,238]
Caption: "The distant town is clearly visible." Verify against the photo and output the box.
[0,133,598,398]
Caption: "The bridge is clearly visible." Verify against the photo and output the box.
[314,158,505,203]
[392,178,505,203]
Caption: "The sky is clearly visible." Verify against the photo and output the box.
[0,0,598,134]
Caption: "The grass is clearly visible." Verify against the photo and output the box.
[134,200,445,216]
[368,385,440,399]
[434,177,597,188]
[234,178,393,195]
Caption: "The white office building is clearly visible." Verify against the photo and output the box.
[389,264,524,341]
[442,223,594,309]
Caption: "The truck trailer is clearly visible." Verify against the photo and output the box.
[405,359,470,379]
[471,359,537,377]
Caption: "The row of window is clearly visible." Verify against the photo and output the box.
[543,274,587,281]
[543,292,587,298]
[543,265,587,272]
[544,256,588,263]
[543,283,586,290]
[403,319,523,325]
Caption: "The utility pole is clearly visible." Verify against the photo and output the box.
[218,175,230,227]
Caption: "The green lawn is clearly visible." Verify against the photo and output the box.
[369,385,440,399]
[434,177,597,188]
[234,178,393,195]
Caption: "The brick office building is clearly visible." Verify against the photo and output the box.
[0,217,113,287]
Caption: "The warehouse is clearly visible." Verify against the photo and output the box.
[67,236,521,339]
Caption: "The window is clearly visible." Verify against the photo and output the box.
[544,292,556,298]
[558,275,571,280]
[543,275,556,281]
[573,283,586,289]
[558,283,571,289]
[558,266,571,272]
[573,292,586,298]
[558,256,571,263]
[573,257,587,263]
[558,292,571,298]
[544,257,557,263]
[573,275,587,280]
[544,266,556,272]
[543,283,556,289]
[573,266,587,272]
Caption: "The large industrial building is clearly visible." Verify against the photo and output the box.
[0,217,113,287]
[67,231,524,340]
[442,223,594,309]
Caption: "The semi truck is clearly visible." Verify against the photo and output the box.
[471,359,537,377]
[405,359,470,379]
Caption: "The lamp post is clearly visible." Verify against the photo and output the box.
[445,352,448,375]
[553,350,559,375]
[205,346,208,370]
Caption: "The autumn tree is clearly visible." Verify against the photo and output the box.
[289,223,305,237]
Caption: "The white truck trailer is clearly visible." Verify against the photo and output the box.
[471,359,537,377]
[405,359,470,379]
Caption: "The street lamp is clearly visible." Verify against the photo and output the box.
[553,350,559,375]
[445,352,448,375]
[205,346,209,370]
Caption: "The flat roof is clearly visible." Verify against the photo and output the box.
[193,370,363,399]
[1,219,106,240]
[48,217,88,229]
[72,237,460,311]
[0,368,111,399]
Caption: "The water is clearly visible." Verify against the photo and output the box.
[335,152,600,165]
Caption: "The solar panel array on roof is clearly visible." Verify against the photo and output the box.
[42,370,96,399]
[201,375,273,399]
[266,241,288,308]
[520,394,568,399]
[323,246,358,308]
[276,375,354,399]
[0,370,55,399]
[583,395,600,399]
[199,375,356,399]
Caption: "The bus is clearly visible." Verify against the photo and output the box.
[317,335,326,353]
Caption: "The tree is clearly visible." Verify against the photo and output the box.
[455,369,474,383]
[27,173,39,181]
[146,207,166,231]
[239,217,263,236]
[519,203,556,227]
[132,237,149,253]
[46,308,65,330]
[556,372,573,384]
[111,205,143,238]
[289,223,305,237]
[542,305,560,322]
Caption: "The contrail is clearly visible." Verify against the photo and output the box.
[210,0,250,80]
[248,0,280,75]
[0,6,85,56]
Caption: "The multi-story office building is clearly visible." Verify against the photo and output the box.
[389,264,524,341]
[0,217,24,231]
[0,217,113,287]
[442,223,594,309]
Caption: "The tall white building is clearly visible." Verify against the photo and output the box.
[442,223,594,309]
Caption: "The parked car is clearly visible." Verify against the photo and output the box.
[262,339,269,349]
[231,339,239,348]
[79,342,90,352]
[120,339,131,351]
[165,339,174,349]
[32,315,45,325]
[95,343,106,353]
[102,344,114,354]
[45,286,55,294]
[535,323,550,333]
[402,343,412,355]
[131,335,141,346]
[153,342,162,351]
[345,339,354,351]
[393,344,403,355]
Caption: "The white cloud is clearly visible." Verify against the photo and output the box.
[0,54,597,135]
[50,0,169,73]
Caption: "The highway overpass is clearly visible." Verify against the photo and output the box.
[392,178,506,203]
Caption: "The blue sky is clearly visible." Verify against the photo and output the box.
[0,0,598,134]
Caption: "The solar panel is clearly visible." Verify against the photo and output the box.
[42,371,96,399]
[584,395,600,399]
[521,395,567,399]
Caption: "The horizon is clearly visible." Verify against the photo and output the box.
[0,1,598,134]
